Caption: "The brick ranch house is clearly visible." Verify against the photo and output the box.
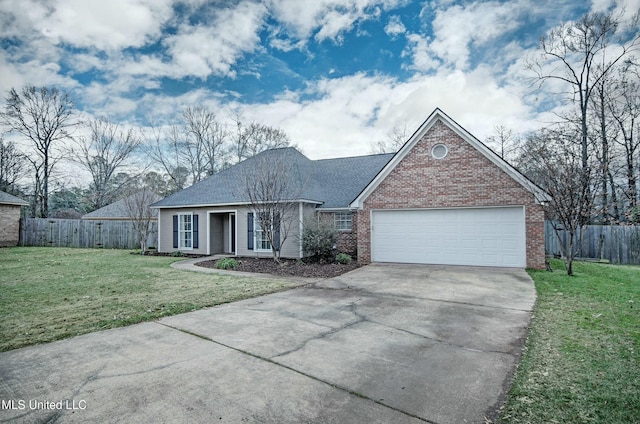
[152,109,549,269]
[0,190,29,247]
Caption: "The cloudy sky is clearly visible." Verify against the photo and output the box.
[0,0,638,160]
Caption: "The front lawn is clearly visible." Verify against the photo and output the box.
[500,260,640,423]
[0,247,299,352]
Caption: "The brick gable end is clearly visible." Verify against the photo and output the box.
[356,119,545,269]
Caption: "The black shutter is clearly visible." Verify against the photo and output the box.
[247,212,254,250]
[274,212,281,251]
[173,215,179,248]
[193,214,199,249]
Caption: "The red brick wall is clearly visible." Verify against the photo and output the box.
[317,211,358,255]
[356,119,546,269]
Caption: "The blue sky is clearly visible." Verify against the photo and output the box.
[1,0,638,161]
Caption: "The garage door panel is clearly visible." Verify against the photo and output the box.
[371,207,525,267]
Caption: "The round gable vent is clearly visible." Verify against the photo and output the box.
[431,143,448,159]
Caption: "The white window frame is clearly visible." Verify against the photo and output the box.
[254,213,272,252]
[178,213,193,250]
[334,211,352,231]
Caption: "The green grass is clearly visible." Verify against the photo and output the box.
[500,259,640,423]
[0,247,300,352]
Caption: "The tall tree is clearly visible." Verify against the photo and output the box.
[0,86,76,217]
[0,138,27,195]
[485,125,519,161]
[528,10,640,175]
[73,119,142,210]
[243,149,305,262]
[123,187,161,254]
[590,74,621,223]
[607,63,640,213]
[145,124,190,192]
[182,105,227,180]
[371,122,409,154]
[231,115,291,163]
[517,127,599,275]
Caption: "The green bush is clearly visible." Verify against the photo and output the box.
[302,221,337,260]
[630,206,640,223]
[335,253,351,264]
[215,258,238,270]
[170,251,184,257]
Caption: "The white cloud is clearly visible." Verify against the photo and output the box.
[406,1,523,71]
[162,1,267,79]
[385,15,406,37]
[267,0,407,46]
[231,69,539,159]
[4,0,175,51]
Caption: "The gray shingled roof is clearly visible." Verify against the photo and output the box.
[151,147,393,209]
[83,191,161,219]
[0,190,28,206]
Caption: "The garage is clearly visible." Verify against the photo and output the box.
[371,206,526,267]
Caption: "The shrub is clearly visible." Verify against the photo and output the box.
[302,220,337,260]
[335,253,351,264]
[630,206,640,223]
[215,258,238,270]
[170,251,184,257]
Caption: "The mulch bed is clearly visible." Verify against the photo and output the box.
[195,257,361,279]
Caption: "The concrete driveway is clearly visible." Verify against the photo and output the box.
[0,264,535,423]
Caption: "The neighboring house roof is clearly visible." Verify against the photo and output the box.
[350,108,551,208]
[151,147,394,209]
[83,191,160,220]
[0,190,28,206]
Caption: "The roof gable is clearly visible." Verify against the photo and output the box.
[83,191,161,219]
[350,108,550,208]
[151,147,393,209]
[0,190,28,206]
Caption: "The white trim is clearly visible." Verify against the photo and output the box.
[152,199,322,209]
[177,212,194,250]
[206,209,238,255]
[157,212,162,251]
[350,108,550,209]
[299,203,304,258]
[334,211,353,231]
[254,213,272,252]
[316,207,353,212]
[431,143,448,159]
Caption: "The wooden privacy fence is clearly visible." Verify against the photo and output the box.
[19,218,158,250]
[545,221,640,265]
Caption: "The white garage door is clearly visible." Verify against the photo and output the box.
[371,207,526,267]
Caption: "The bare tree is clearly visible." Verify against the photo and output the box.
[528,10,640,176]
[123,187,161,254]
[607,63,640,213]
[243,149,306,262]
[0,86,76,217]
[485,125,519,161]
[371,122,409,154]
[73,119,142,210]
[0,138,27,195]
[231,115,291,163]
[145,124,190,193]
[182,105,227,180]
[590,74,621,223]
[518,127,599,275]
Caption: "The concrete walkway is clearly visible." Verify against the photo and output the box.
[0,264,535,423]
